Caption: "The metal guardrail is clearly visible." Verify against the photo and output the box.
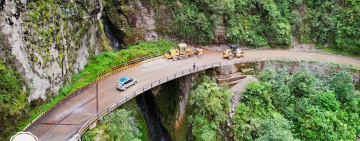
[76,62,222,137]
[22,51,167,132]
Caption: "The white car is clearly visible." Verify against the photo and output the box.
[116,77,137,90]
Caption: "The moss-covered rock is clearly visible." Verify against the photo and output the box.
[151,74,198,141]
[1,0,106,102]
[104,0,144,45]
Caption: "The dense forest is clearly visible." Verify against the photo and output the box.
[145,0,359,55]
[181,69,360,140]
[233,69,360,140]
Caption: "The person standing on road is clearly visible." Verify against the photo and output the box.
[193,63,196,71]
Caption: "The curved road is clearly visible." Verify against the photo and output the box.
[27,50,360,141]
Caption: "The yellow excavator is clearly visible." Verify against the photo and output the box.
[165,43,203,61]
[223,44,245,60]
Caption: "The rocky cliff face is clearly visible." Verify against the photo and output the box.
[0,0,104,102]
[103,0,175,45]
[150,74,199,141]
[0,0,177,102]
[0,0,175,103]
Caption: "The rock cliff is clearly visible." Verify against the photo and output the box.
[1,0,104,102]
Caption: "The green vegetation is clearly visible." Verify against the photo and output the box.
[188,76,232,141]
[316,45,360,58]
[0,61,28,140]
[0,33,28,140]
[82,100,143,141]
[232,68,360,140]
[103,0,144,45]
[146,0,359,53]
[24,0,101,69]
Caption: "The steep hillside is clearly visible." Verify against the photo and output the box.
[139,0,359,53]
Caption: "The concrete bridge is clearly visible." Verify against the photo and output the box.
[25,50,360,141]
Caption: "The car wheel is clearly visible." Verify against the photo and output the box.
[135,81,137,85]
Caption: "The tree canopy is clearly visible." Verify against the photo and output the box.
[188,76,232,141]
[233,68,360,140]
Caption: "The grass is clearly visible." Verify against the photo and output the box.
[316,45,360,59]
[264,58,360,74]
[17,39,175,136]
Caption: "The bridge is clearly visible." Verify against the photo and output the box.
[25,50,360,141]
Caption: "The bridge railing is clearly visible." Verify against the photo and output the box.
[77,62,222,137]
[22,51,167,132]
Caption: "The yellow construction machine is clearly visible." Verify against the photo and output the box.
[165,43,203,61]
[222,44,245,60]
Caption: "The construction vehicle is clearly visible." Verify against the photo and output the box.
[222,44,245,60]
[165,43,203,61]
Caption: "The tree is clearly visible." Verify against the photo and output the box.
[255,115,298,141]
[313,91,340,111]
[289,69,316,97]
[189,76,232,141]
[0,60,28,140]
[258,68,292,110]
[328,71,354,103]
[103,109,141,141]
[233,68,360,140]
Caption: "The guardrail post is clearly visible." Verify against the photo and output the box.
[212,63,213,67]
[167,76,168,81]
[97,114,100,120]
[159,80,160,84]
[107,107,110,114]
[151,83,153,88]
[182,71,184,75]
[174,74,176,78]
